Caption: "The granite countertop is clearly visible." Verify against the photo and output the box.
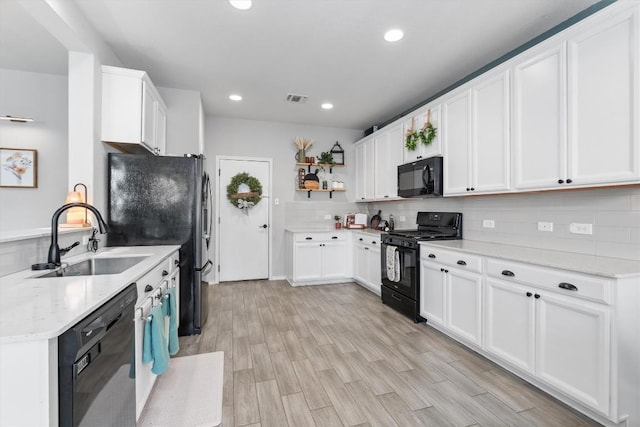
[419,240,640,279]
[0,245,179,344]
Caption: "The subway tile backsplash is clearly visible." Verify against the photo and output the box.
[362,186,640,261]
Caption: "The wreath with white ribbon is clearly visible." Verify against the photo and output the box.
[226,172,262,211]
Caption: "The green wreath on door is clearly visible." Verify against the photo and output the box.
[226,172,262,210]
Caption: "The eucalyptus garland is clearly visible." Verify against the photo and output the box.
[226,172,262,210]
[405,123,437,151]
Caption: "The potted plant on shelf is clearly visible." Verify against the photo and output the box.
[317,152,335,189]
[334,215,342,229]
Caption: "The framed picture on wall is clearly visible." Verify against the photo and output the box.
[0,148,38,188]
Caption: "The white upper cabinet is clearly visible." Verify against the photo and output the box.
[443,69,510,196]
[514,3,639,190]
[374,123,403,199]
[443,90,472,195]
[102,66,168,156]
[402,105,442,163]
[567,6,639,185]
[355,139,374,201]
[513,43,567,190]
[473,70,511,193]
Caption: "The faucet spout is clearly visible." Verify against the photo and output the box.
[32,203,109,270]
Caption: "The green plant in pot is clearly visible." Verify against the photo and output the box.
[316,151,335,167]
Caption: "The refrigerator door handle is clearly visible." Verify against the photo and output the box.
[196,259,213,274]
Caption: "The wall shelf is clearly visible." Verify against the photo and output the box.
[296,163,344,173]
[296,188,346,199]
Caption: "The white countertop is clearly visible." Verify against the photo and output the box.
[0,245,179,344]
[286,227,384,237]
[420,240,640,279]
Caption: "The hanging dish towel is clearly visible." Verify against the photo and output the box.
[386,245,401,282]
[142,304,170,375]
[163,287,180,356]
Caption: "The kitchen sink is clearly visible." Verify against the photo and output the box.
[36,256,148,278]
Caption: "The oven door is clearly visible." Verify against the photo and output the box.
[380,242,417,299]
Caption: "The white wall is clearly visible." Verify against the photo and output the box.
[205,116,363,279]
[158,87,203,156]
[366,186,640,261]
[0,69,68,232]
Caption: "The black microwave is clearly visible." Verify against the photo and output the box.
[397,156,443,198]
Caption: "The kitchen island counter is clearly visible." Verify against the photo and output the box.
[0,245,179,344]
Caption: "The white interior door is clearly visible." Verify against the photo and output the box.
[218,158,270,282]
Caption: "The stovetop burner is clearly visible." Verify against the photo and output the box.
[385,212,462,241]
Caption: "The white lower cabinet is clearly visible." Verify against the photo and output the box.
[484,279,535,373]
[288,232,349,285]
[134,250,180,420]
[535,290,610,415]
[419,243,629,425]
[419,248,483,346]
[483,256,613,420]
[353,233,381,294]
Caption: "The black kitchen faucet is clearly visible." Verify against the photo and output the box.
[31,203,109,270]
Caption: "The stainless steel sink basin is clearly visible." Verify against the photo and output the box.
[36,256,148,278]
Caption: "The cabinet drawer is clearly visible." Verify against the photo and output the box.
[135,261,170,302]
[294,232,348,242]
[420,247,482,273]
[486,258,610,304]
[353,233,381,247]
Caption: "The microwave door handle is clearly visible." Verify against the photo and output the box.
[422,165,432,188]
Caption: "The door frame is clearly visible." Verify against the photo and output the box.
[214,155,273,284]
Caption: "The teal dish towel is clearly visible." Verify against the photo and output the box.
[166,287,180,356]
[142,305,170,375]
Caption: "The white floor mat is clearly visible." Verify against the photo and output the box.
[137,352,223,427]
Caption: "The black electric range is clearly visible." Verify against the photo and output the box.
[380,212,462,322]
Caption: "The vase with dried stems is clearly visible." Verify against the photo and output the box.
[294,136,314,162]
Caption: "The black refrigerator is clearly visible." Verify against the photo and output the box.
[107,153,212,335]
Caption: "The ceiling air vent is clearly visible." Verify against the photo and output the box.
[286,93,308,104]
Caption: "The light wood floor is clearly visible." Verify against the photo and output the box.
[178,280,601,427]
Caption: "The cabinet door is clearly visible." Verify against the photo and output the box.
[171,268,180,328]
[155,103,167,156]
[364,139,375,199]
[472,70,511,193]
[536,291,610,415]
[484,279,535,373]
[446,268,482,345]
[568,7,639,185]
[293,242,323,281]
[419,261,445,326]
[322,240,348,279]
[443,90,472,195]
[141,80,156,151]
[374,131,391,199]
[367,244,381,293]
[353,241,368,284]
[513,44,567,190]
[355,143,367,201]
[403,106,442,163]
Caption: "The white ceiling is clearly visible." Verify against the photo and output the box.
[1,0,601,130]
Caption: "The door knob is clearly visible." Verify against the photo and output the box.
[259,224,268,228]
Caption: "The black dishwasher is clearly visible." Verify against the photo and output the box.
[58,284,137,427]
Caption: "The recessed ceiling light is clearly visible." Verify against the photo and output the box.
[229,94,242,101]
[229,0,252,10]
[384,29,404,42]
[321,103,334,110]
